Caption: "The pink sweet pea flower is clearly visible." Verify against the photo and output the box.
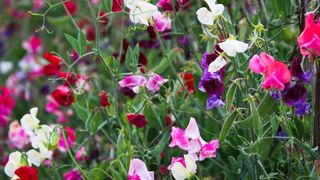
[153,13,171,32]
[8,121,29,149]
[146,73,167,93]
[199,140,219,161]
[169,127,190,151]
[119,75,147,94]
[22,36,42,54]
[64,169,82,180]
[156,0,174,11]
[185,117,206,154]
[75,147,88,162]
[58,127,76,153]
[128,158,154,180]
[249,52,291,90]
[297,13,320,56]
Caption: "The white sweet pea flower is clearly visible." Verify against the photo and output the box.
[208,55,227,73]
[128,1,160,25]
[171,154,197,180]
[4,150,43,178]
[196,0,224,26]
[218,38,248,57]
[0,61,13,74]
[4,152,23,177]
[20,107,40,134]
[30,125,57,159]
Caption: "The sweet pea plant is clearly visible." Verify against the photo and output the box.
[1,0,320,179]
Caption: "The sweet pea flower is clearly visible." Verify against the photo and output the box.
[119,75,147,94]
[58,126,76,153]
[51,85,75,106]
[208,55,227,73]
[168,154,197,180]
[20,107,40,134]
[218,38,248,57]
[8,121,29,149]
[146,73,167,93]
[125,0,160,26]
[76,147,89,162]
[153,13,171,32]
[22,36,42,54]
[297,13,320,56]
[169,127,190,151]
[156,0,174,11]
[5,150,42,178]
[64,169,83,180]
[199,140,219,160]
[128,158,154,180]
[249,52,291,90]
[14,166,39,180]
[127,113,147,128]
[196,0,224,26]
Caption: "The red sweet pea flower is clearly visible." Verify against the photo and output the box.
[184,72,195,94]
[100,91,110,107]
[86,27,95,41]
[15,166,38,180]
[43,52,61,66]
[99,11,109,26]
[64,1,78,15]
[42,52,62,76]
[127,113,147,128]
[58,72,78,85]
[112,0,122,12]
[51,85,74,106]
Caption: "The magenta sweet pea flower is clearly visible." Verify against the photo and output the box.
[199,140,219,161]
[128,158,154,180]
[146,73,167,93]
[169,127,190,151]
[22,36,42,54]
[154,13,171,32]
[64,169,82,180]
[249,52,291,90]
[75,147,88,162]
[58,127,76,153]
[119,75,147,94]
[156,0,174,11]
[297,13,320,56]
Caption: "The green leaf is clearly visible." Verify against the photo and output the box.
[219,111,238,142]
[249,100,262,136]
[125,44,139,72]
[64,33,80,54]
[101,0,112,11]
[72,103,88,123]
[225,83,237,112]
[150,132,170,158]
[77,31,87,56]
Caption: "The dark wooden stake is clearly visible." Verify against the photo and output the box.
[314,62,320,148]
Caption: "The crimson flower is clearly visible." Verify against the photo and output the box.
[51,85,74,106]
[64,1,78,15]
[14,166,38,180]
[112,0,122,12]
[100,91,110,107]
[127,113,147,128]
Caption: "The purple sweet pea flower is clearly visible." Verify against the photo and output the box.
[289,57,311,83]
[282,83,307,107]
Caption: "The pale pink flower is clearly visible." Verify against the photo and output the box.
[75,146,88,162]
[128,158,154,180]
[32,0,45,10]
[154,13,171,32]
[146,73,167,93]
[8,121,29,149]
[119,75,147,93]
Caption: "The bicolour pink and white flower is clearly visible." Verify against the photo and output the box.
[249,52,291,90]
[169,117,219,160]
[76,146,89,162]
[128,158,154,180]
[146,73,168,93]
[119,75,147,93]
[153,13,171,32]
[168,154,197,180]
[8,121,29,149]
[22,36,42,54]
